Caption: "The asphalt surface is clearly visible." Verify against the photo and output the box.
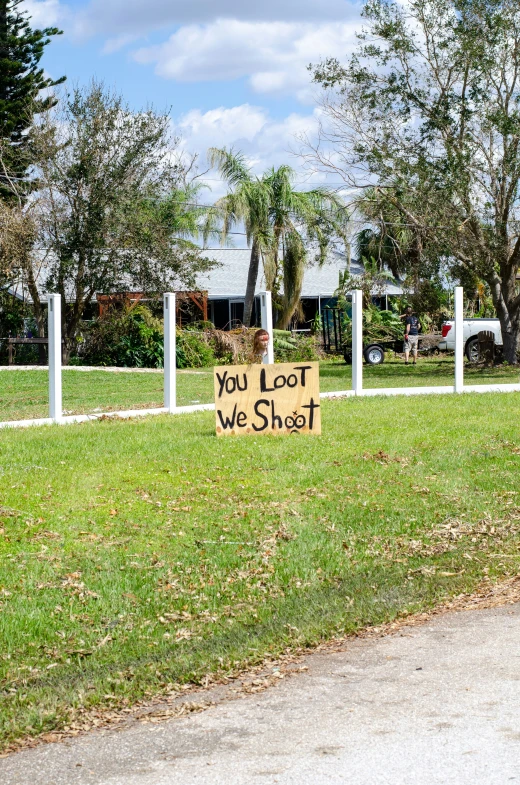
[2,603,520,785]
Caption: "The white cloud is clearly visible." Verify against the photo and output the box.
[102,33,139,54]
[173,104,323,201]
[73,0,353,39]
[22,0,67,28]
[177,105,269,153]
[134,20,359,101]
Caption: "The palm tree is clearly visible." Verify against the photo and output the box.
[208,148,348,328]
[207,148,271,327]
[261,164,348,328]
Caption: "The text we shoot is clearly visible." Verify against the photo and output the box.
[213,362,321,437]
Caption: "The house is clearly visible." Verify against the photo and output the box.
[4,248,403,332]
[5,257,209,326]
[196,248,404,330]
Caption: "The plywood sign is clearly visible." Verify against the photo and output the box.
[214,362,321,437]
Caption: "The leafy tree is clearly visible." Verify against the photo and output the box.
[353,187,435,281]
[208,148,348,328]
[0,0,64,199]
[311,0,520,362]
[5,82,213,362]
[0,195,35,278]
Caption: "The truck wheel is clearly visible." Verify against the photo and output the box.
[364,345,385,365]
[465,338,479,363]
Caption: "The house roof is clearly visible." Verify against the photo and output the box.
[7,247,403,304]
[196,248,403,299]
[7,253,74,304]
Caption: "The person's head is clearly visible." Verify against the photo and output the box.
[253,329,270,355]
[406,306,413,315]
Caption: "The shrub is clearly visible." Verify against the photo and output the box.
[0,294,40,365]
[80,306,165,368]
[207,327,255,365]
[176,331,215,369]
[338,304,403,348]
[273,330,319,363]
[78,312,317,369]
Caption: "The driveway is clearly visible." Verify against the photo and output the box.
[2,601,520,785]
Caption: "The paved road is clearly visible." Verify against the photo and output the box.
[2,603,520,785]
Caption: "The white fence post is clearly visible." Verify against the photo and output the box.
[164,292,176,412]
[47,294,62,422]
[352,289,363,395]
[455,286,464,393]
[260,291,275,365]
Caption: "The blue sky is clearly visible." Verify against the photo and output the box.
[25,0,362,197]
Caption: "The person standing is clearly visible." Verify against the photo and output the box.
[403,306,421,365]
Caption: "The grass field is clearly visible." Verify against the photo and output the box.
[1,391,520,749]
[1,357,519,422]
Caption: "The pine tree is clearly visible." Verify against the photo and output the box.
[0,0,64,198]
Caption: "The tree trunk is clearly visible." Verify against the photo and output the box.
[501,322,520,364]
[24,259,46,337]
[243,239,260,327]
[62,312,79,366]
[0,3,7,105]
[490,275,520,365]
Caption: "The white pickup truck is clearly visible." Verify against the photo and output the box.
[438,318,502,361]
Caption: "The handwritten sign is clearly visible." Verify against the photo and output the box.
[214,361,321,437]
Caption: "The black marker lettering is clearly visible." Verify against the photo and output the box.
[252,399,270,431]
[274,375,286,389]
[217,404,237,430]
[237,411,247,428]
[271,400,282,429]
[236,374,248,392]
[287,374,297,388]
[225,377,236,395]
[294,366,312,387]
[216,370,228,398]
[302,397,320,430]
[260,369,275,393]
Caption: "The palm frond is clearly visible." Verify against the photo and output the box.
[207,147,252,187]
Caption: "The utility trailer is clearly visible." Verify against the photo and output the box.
[322,307,428,365]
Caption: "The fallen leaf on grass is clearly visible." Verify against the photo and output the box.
[97,635,112,648]
[33,531,61,541]
[66,649,93,658]
[439,571,465,577]
[175,629,194,641]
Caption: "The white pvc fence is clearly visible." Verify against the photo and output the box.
[2,287,520,430]
[319,286,520,401]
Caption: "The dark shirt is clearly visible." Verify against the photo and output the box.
[405,315,420,336]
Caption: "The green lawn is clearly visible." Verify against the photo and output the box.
[0,369,211,422]
[1,392,520,749]
[1,357,519,422]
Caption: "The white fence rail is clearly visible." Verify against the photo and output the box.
[260,291,275,365]
[48,293,62,422]
[455,285,464,393]
[352,289,363,396]
[1,287,519,430]
[163,291,176,413]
